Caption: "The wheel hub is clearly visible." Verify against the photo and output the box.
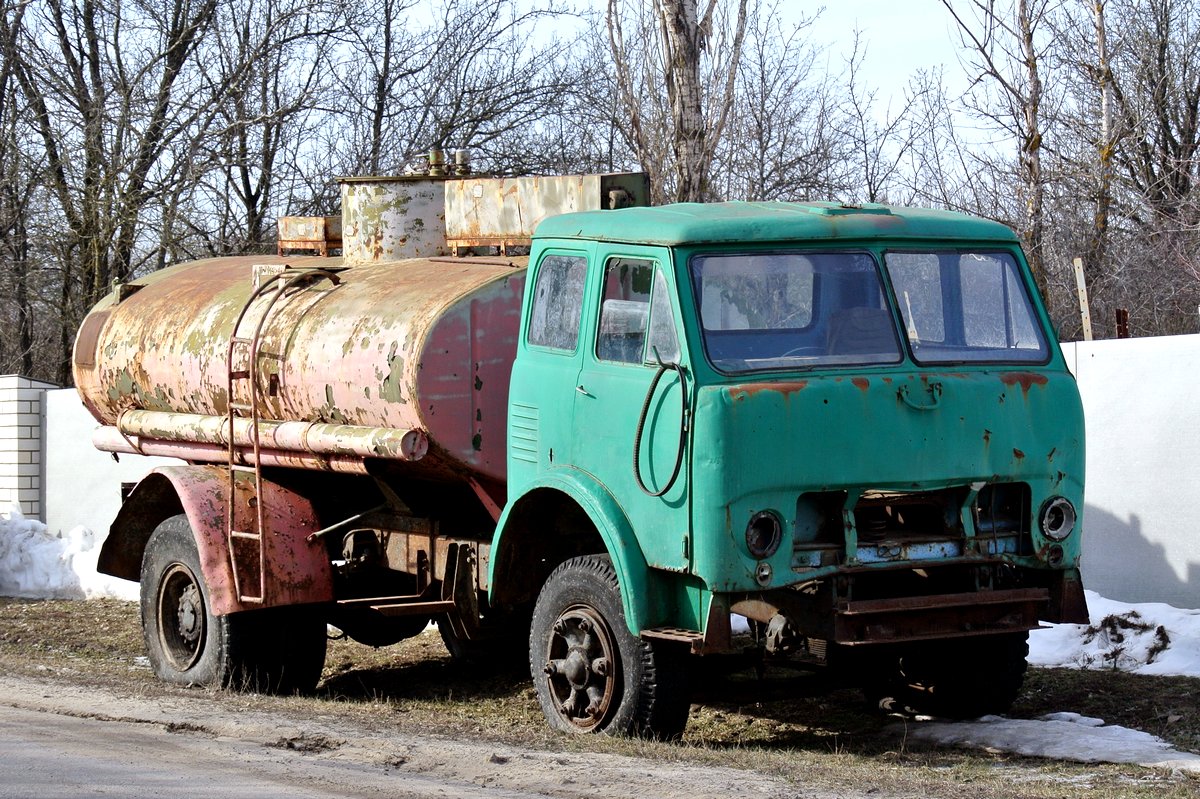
[157,563,205,671]
[542,606,617,731]
[176,584,202,644]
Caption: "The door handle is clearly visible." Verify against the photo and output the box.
[898,381,942,410]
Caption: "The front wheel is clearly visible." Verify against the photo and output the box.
[529,555,690,739]
[140,514,326,694]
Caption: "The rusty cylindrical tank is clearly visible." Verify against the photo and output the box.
[73,253,527,484]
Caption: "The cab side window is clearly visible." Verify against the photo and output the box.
[596,258,679,364]
[528,255,587,351]
[645,269,680,363]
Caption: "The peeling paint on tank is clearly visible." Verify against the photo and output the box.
[75,253,526,483]
[379,342,409,404]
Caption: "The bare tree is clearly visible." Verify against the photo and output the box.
[942,0,1060,293]
[485,22,639,177]
[0,0,36,376]
[328,0,571,177]
[1043,0,1200,335]
[2,0,222,381]
[1104,0,1200,224]
[179,0,344,256]
[714,3,843,201]
[902,68,1012,214]
[607,0,748,202]
[835,33,932,205]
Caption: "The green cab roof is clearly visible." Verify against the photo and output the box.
[533,201,1020,246]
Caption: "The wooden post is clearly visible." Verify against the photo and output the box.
[1072,257,1094,341]
[1114,308,1129,338]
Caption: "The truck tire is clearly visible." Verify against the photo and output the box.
[139,514,326,694]
[862,632,1029,719]
[529,555,690,739]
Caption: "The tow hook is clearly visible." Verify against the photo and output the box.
[764,613,798,656]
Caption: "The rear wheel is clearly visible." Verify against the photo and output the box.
[529,555,690,739]
[860,633,1029,719]
[140,514,326,694]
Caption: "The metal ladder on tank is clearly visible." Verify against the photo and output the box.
[225,266,342,604]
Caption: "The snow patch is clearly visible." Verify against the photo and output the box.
[901,713,1200,772]
[1029,590,1200,677]
[0,503,137,601]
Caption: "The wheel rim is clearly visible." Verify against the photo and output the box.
[541,605,619,732]
[156,563,206,671]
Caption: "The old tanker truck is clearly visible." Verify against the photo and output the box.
[74,169,1087,739]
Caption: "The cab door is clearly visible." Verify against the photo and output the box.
[571,247,692,571]
[508,247,592,488]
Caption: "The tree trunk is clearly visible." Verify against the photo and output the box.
[1017,0,1047,295]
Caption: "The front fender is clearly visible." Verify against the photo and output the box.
[97,465,333,615]
[490,468,666,635]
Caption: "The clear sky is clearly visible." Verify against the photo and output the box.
[802,0,966,111]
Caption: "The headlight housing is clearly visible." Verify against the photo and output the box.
[1039,497,1077,541]
[746,510,783,558]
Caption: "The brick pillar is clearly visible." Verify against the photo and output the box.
[0,375,59,519]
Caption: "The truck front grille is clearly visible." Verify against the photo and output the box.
[792,483,1033,569]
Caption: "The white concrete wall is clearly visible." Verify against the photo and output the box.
[42,389,180,538]
[0,375,57,516]
[1062,334,1200,609]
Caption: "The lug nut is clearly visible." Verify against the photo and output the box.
[577,619,590,633]
[543,662,557,675]
[591,657,609,676]
[553,619,567,634]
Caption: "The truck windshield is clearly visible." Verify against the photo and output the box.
[690,251,902,373]
[884,251,1050,364]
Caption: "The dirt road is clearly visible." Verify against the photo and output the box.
[0,673,834,799]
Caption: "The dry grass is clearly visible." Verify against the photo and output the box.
[2,597,1199,799]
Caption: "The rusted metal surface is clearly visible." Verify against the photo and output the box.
[93,428,372,473]
[98,466,333,615]
[1115,307,1130,338]
[73,254,527,483]
[109,410,430,462]
[445,173,650,253]
[381,527,490,590]
[340,177,451,262]
[833,587,1048,645]
[277,216,342,256]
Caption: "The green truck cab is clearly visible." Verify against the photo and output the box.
[499,201,1086,737]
